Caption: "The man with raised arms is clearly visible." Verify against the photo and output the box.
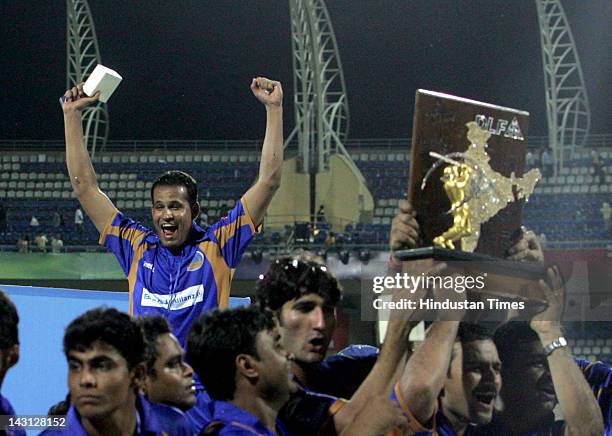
[60,76,283,348]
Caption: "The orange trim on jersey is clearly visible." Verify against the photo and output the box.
[98,210,120,245]
[213,198,261,251]
[126,233,147,316]
[102,224,149,254]
[329,398,348,416]
[393,382,435,433]
[200,241,232,309]
[240,197,263,235]
[227,421,264,435]
[581,360,601,375]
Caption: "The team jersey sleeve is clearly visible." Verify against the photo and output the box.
[98,211,151,276]
[207,198,261,269]
[575,358,612,433]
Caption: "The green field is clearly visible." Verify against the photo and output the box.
[0,253,125,280]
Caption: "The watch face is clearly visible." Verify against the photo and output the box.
[558,337,568,347]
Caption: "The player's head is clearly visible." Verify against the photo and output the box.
[255,253,342,365]
[494,321,556,423]
[441,323,501,426]
[151,171,199,249]
[63,308,146,420]
[0,289,20,387]
[138,316,196,410]
[187,306,295,407]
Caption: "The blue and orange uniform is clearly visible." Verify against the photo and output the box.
[576,359,612,434]
[100,199,259,347]
[204,400,289,435]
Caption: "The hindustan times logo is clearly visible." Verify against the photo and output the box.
[372,272,487,294]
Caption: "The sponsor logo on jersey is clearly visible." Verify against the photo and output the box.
[141,285,204,310]
[187,251,204,272]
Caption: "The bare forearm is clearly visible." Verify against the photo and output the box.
[64,110,98,194]
[399,321,459,422]
[257,106,283,189]
[539,329,604,435]
[349,320,413,410]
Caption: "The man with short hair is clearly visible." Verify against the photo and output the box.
[187,306,295,435]
[137,316,197,411]
[396,321,502,435]
[187,303,412,436]
[0,290,26,436]
[61,76,283,349]
[41,307,193,435]
[255,253,379,400]
[477,267,605,435]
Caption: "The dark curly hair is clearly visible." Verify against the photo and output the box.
[0,289,19,349]
[136,316,172,376]
[255,253,342,312]
[151,170,199,208]
[64,307,145,370]
[186,306,275,401]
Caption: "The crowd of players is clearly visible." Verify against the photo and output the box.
[0,77,611,435]
[1,242,611,435]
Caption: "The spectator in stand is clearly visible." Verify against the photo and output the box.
[52,210,62,229]
[0,290,26,436]
[16,234,29,254]
[591,149,606,185]
[29,215,40,239]
[74,207,84,235]
[541,147,553,178]
[539,232,547,249]
[0,202,7,235]
[316,204,326,224]
[51,234,64,254]
[35,233,48,253]
[601,201,611,233]
[525,150,537,169]
[198,209,209,229]
[575,209,588,233]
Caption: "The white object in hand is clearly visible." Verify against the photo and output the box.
[83,64,123,103]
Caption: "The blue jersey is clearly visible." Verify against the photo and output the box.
[576,358,612,435]
[306,344,379,399]
[186,389,214,434]
[204,400,289,435]
[100,199,258,347]
[40,395,194,435]
[0,394,26,436]
[279,388,345,436]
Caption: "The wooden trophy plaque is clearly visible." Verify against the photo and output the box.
[395,90,545,304]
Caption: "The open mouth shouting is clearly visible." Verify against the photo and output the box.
[161,223,178,239]
[473,389,498,410]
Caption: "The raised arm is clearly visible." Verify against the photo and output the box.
[62,84,117,233]
[397,320,459,426]
[242,77,283,227]
[531,267,604,436]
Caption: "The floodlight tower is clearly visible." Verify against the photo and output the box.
[536,0,591,173]
[287,0,366,217]
[66,0,108,158]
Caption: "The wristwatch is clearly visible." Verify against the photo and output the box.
[544,337,568,356]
